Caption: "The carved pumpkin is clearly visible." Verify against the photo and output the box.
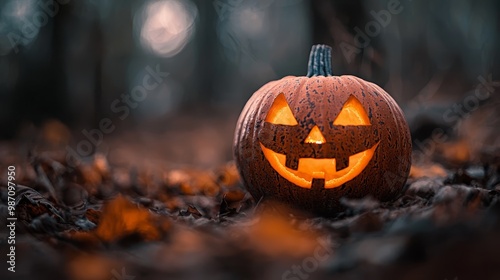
[233,45,411,216]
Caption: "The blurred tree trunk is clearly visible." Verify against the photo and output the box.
[4,2,72,138]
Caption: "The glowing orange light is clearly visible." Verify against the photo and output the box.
[333,96,371,126]
[260,94,378,189]
[265,93,298,126]
[304,126,326,144]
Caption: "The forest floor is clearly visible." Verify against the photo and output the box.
[1,119,499,280]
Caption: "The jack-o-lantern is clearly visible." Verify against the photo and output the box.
[233,45,411,216]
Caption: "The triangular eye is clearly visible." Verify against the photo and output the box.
[333,96,371,126]
[265,93,299,125]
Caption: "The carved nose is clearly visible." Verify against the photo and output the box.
[304,125,326,144]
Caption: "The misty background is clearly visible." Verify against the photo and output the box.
[0,0,498,166]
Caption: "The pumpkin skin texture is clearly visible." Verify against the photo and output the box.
[233,45,411,216]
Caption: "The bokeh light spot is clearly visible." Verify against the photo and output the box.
[137,0,197,57]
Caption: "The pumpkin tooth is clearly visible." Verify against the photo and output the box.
[336,157,349,171]
[311,178,325,191]
[285,155,300,170]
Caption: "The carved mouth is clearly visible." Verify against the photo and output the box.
[259,142,379,189]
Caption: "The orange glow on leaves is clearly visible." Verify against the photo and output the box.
[95,195,163,242]
[243,204,321,258]
[410,163,447,178]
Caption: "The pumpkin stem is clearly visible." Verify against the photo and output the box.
[306,44,333,77]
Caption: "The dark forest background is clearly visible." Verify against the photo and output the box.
[0,0,498,165]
